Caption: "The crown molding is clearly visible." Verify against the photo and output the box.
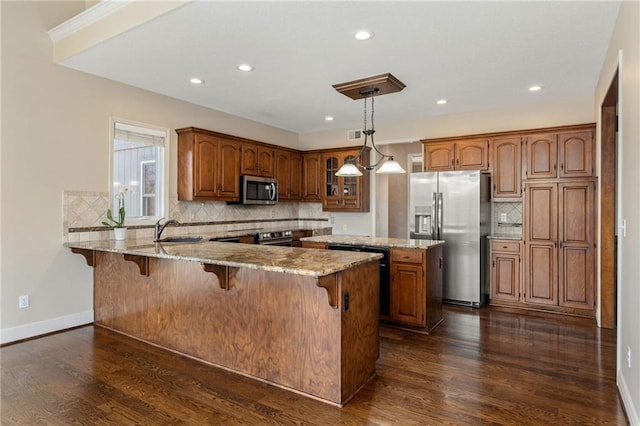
[48,0,134,42]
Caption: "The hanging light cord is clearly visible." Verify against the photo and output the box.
[353,88,394,171]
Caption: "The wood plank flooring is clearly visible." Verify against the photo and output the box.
[1,306,627,425]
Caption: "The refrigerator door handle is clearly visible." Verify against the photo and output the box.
[431,192,437,238]
[437,192,443,240]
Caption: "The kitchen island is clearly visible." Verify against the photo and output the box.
[300,235,445,333]
[65,238,381,406]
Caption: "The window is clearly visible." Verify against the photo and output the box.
[111,119,168,223]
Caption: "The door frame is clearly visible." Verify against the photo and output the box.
[599,69,618,329]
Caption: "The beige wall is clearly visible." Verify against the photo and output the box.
[594,1,640,422]
[0,1,298,341]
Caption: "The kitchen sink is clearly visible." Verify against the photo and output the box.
[154,236,203,243]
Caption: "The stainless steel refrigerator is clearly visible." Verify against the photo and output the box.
[409,170,490,307]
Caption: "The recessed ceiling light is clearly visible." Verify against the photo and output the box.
[189,77,204,84]
[437,99,447,105]
[529,85,542,92]
[325,116,334,121]
[354,30,373,41]
[237,64,253,72]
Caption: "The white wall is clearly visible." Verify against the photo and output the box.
[594,1,640,423]
[0,1,298,343]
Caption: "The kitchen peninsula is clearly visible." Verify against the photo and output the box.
[65,238,381,406]
[301,235,445,333]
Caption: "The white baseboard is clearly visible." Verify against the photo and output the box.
[0,310,94,345]
[618,370,640,425]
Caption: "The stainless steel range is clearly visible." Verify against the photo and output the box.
[255,230,293,246]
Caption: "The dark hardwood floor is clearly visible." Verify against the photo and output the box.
[1,306,627,425]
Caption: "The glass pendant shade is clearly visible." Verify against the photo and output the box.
[375,158,406,174]
[335,162,363,177]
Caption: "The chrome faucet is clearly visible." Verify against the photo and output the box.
[154,218,180,241]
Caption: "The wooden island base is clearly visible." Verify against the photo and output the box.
[93,251,379,406]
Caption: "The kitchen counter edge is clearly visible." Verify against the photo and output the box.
[299,235,445,249]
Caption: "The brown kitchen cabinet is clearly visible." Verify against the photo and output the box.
[422,138,489,171]
[524,128,594,180]
[275,149,302,201]
[491,136,522,199]
[389,246,443,331]
[177,128,241,201]
[523,180,595,314]
[322,147,370,212]
[302,152,322,202]
[300,241,328,250]
[241,143,274,178]
[489,240,521,303]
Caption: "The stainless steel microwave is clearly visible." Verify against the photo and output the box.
[239,175,278,205]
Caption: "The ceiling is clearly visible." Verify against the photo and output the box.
[58,1,621,134]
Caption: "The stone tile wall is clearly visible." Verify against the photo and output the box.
[491,202,523,237]
[63,190,330,242]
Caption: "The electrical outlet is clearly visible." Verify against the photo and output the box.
[627,346,632,369]
[19,294,29,309]
[271,210,276,218]
[500,213,508,222]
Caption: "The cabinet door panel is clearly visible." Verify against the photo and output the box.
[424,143,454,171]
[491,253,520,302]
[275,151,291,200]
[524,243,557,305]
[492,137,522,198]
[558,182,595,310]
[241,144,259,176]
[559,246,594,309]
[390,263,424,326]
[289,153,303,200]
[525,134,557,179]
[258,148,274,177]
[456,139,489,170]
[302,153,321,201]
[558,131,593,178]
[193,135,218,197]
[525,183,557,243]
[218,140,240,198]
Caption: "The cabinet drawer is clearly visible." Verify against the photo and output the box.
[491,240,521,253]
[391,248,424,264]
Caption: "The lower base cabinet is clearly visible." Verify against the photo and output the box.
[489,240,521,303]
[390,246,443,332]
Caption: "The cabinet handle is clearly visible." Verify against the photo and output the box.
[553,163,557,172]
[451,159,454,166]
[502,246,508,249]
[560,163,564,171]
[554,241,557,248]
[456,158,460,165]
[492,260,495,267]
[493,183,496,190]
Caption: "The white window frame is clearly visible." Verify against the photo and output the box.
[109,117,170,226]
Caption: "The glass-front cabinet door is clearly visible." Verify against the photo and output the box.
[321,149,369,212]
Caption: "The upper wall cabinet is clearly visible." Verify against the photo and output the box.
[241,143,274,178]
[321,147,370,212]
[523,126,594,180]
[177,128,241,201]
[422,138,489,171]
[275,149,302,201]
[491,136,522,199]
[302,152,322,202]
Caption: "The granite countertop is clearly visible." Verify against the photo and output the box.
[300,235,445,249]
[487,234,522,241]
[64,237,380,277]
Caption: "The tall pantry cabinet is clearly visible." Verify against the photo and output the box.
[522,126,596,316]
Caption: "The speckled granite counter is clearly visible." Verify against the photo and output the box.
[300,235,445,249]
[64,237,380,277]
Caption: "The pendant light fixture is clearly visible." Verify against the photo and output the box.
[332,73,407,176]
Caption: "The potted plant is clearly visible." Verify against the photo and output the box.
[103,191,127,240]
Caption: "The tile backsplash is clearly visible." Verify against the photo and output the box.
[492,202,522,236]
[63,190,330,242]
